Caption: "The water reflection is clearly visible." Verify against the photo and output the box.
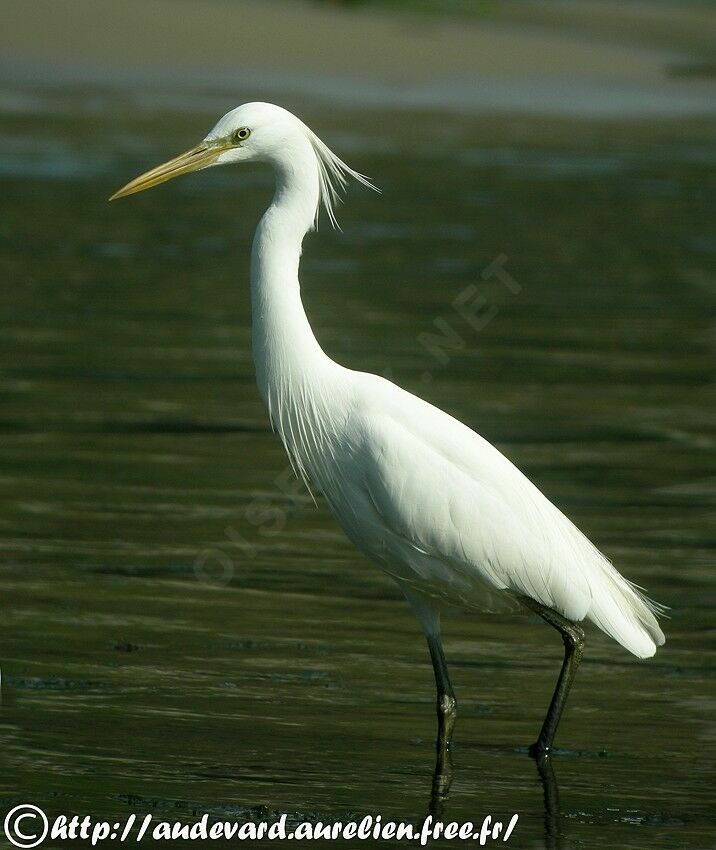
[426,746,562,848]
[535,757,561,850]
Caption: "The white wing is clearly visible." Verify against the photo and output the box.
[340,374,665,658]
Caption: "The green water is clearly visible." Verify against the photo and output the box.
[0,88,714,849]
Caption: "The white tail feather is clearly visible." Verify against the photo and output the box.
[587,564,667,657]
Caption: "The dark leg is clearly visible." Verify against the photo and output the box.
[425,633,456,816]
[399,585,457,803]
[426,633,457,768]
[522,598,585,758]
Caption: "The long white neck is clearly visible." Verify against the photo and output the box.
[250,136,339,469]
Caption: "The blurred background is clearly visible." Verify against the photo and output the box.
[1,2,714,848]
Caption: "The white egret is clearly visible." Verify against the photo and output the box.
[111,102,666,760]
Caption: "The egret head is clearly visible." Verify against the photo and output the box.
[110,103,296,199]
[110,101,376,227]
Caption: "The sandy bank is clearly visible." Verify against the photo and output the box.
[1,0,714,117]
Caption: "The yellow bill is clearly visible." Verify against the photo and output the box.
[109,140,230,201]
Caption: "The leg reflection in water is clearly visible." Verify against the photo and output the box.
[534,755,562,850]
[428,746,454,821]
[426,750,563,848]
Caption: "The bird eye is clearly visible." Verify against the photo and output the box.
[233,127,251,143]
